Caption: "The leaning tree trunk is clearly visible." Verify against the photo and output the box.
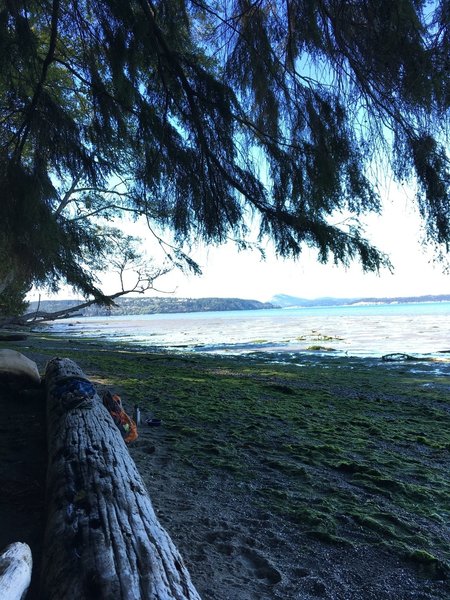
[41,358,201,600]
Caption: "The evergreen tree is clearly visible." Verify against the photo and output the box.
[0,0,448,300]
[0,278,29,317]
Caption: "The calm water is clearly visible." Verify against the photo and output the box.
[43,301,450,359]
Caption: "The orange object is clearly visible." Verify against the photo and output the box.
[103,391,138,443]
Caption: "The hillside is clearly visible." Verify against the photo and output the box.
[26,296,276,317]
[271,293,450,308]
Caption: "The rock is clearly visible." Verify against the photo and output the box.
[0,349,41,391]
[381,353,416,362]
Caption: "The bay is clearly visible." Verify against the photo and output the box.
[43,301,450,359]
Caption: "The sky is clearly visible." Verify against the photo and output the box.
[90,180,449,303]
[29,180,449,304]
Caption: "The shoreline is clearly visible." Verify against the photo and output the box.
[1,333,449,599]
[36,301,450,360]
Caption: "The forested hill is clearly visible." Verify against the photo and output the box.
[271,294,450,308]
[26,297,277,317]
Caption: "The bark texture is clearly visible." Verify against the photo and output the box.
[41,358,201,600]
[0,542,32,600]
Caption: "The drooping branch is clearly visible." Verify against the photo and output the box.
[14,0,61,158]
[1,0,448,301]
[54,172,84,217]
[11,266,171,326]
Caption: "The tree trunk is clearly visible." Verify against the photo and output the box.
[0,542,32,600]
[41,358,201,600]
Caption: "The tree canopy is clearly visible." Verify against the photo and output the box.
[0,0,448,302]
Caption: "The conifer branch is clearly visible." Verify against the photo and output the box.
[14,0,61,159]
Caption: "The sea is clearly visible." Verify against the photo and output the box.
[42,301,450,363]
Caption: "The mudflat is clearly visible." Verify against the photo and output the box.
[1,333,449,599]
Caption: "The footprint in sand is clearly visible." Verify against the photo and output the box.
[238,547,282,585]
[215,542,234,556]
[303,576,327,597]
[139,443,156,455]
[205,530,234,543]
[203,530,282,585]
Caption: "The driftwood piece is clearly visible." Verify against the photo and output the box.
[0,542,32,600]
[0,349,41,390]
[42,357,201,600]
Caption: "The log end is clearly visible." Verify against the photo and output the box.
[0,349,41,391]
[0,542,32,600]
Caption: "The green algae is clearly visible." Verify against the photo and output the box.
[3,334,450,580]
[305,345,337,351]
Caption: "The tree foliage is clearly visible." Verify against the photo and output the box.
[0,0,448,299]
[0,277,30,316]
[0,229,171,324]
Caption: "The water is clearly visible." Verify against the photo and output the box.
[42,301,450,360]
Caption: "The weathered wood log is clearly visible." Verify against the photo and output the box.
[0,542,32,600]
[0,349,41,390]
[42,357,201,600]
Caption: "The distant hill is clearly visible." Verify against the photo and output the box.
[271,293,450,308]
[26,296,277,317]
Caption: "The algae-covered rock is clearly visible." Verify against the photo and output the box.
[0,349,41,391]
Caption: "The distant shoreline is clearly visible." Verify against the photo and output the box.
[26,293,450,318]
[272,293,450,309]
[26,296,277,318]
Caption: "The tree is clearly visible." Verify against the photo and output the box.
[0,0,448,303]
[0,229,172,325]
[0,278,30,317]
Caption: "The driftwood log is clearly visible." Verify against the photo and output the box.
[0,542,32,600]
[0,349,41,391]
[42,357,201,600]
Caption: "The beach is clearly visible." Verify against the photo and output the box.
[44,301,450,358]
[1,332,449,599]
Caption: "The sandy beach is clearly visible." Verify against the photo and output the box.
[1,333,449,599]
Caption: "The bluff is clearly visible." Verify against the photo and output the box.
[26,297,276,317]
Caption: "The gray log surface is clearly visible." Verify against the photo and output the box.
[41,357,201,600]
[0,542,32,600]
